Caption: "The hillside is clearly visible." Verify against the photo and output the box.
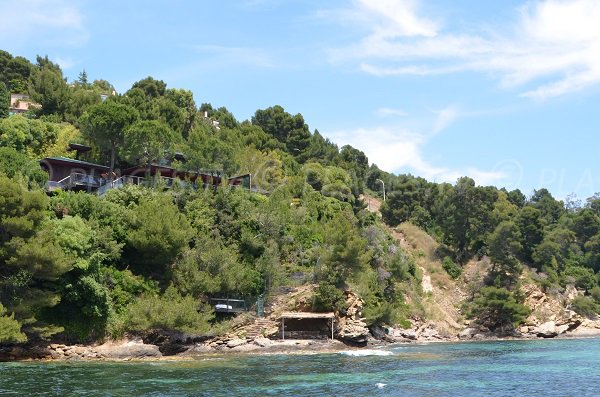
[1,49,600,350]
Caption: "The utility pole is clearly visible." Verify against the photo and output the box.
[376,179,386,202]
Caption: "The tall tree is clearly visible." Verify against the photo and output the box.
[0,82,9,118]
[28,56,71,117]
[80,100,139,172]
[122,119,177,166]
[252,105,312,156]
[488,221,523,287]
[129,76,166,98]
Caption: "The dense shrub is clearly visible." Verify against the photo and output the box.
[466,286,529,331]
[312,282,347,313]
[570,296,599,317]
[442,256,462,279]
[123,286,213,334]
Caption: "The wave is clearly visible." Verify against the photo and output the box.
[338,350,394,357]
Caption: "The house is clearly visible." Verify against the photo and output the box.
[40,156,110,192]
[9,93,40,115]
[39,146,255,195]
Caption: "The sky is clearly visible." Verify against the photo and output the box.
[1,0,599,200]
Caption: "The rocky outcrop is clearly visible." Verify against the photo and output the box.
[0,339,163,361]
[335,291,370,345]
[520,282,585,338]
[95,339,162,359]
[534,321,561,338]
[140,330,212,356]
[458,327,481,340]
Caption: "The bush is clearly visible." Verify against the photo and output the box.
[363,300,411,328]
[466,286,529,331]
[442,256,462,279]
[591,286,600,304]
[571,296,599,317]
[312,282,347,313]
[0,304,26,343]
[561,266,596,291]
[124,286,213,334]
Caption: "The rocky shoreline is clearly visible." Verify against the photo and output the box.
[3,323,600,362]
[3,284,600,362]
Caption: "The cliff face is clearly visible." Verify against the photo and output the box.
[389,219,598,341]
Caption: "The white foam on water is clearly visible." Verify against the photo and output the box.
[338,350,394,357]
[376,383,387,389]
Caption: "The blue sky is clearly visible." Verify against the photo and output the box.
[1,0,599,200]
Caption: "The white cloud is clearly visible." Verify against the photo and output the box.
[355,0,439,38]
[327,125,506,185]
[327,105,506,186]
[0,0,87,48]
[376,107,409,117]
[326,0,600,100]
[53,57,76,70]
[431,105,459,135]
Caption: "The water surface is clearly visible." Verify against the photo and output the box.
[1,338,599,396]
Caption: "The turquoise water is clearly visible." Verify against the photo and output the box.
[1,338,599,396]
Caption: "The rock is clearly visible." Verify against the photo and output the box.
[336,291,371,345]
[95,340,162,359]
[231,344,260,352]
[369,325,387,340]
[253,337,273,348]
[420,328,440,339]
[458,328,480,340]
[556,324,570,334]
[337,319,370,345]
[518,326,530,334]
[184,344,214,354]
[535,321,558,338]
[420,269,434,294]
[564,285,582,301]
[72,346,86,355]
[226,338,247,348]
[142,330,193,356]
[394,329,417,341]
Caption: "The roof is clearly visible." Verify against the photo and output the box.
[228,173,251,180]
[40,157,110,171]
[281,312,335,319]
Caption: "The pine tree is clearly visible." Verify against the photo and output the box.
[0,82,9,118]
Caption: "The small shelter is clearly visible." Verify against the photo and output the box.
[280,312,335,340]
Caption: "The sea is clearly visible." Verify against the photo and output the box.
[1,338,599,396]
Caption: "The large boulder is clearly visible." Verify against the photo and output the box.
[394,329,418,341]
[95,339,162,359]
[534,321,559,338]
[458,328,480,340]
[336,291,370,345]
[336,319,370,345]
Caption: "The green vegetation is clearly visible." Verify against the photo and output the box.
[376,171,600,323]
[570,296,599,317]
[0,49,598,344]
[442,256,461,279]
[0,50,418,343]
[465,286,529,331]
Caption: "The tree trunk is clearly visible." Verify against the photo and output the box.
[110,141,116,177]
